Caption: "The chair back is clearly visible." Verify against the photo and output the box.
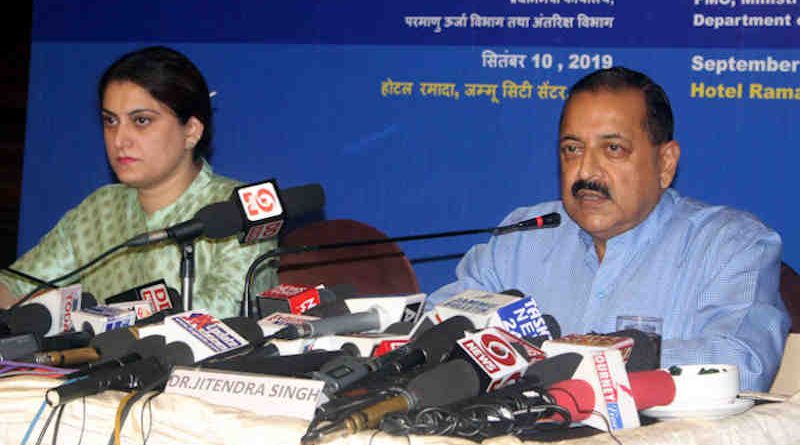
[277,219,420,295]
[781,262,800,333]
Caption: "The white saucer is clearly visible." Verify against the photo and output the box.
[641,397,755,421]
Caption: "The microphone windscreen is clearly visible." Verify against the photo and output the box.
[409,317,435,338]
[500,289,524,298]
[282,184,325,218]
[7,304,51,337]
[167,287,182,311]
[548,379,595,422]
[543,314,561,339]
[304,297,349,318]
[407,359,481,408]
[81,292,98,309]
[628,369,676,410]
[607,328,660,372]
[89,328,138,358]
[383,321,413,335]
[222,317,264,345]
[39,331,93,351]
[203,349,343,377]
[128,335,168,359]
[195,201,242,240]
[411,315,474,363]
[162,341,196,367]
[526,352,583,388]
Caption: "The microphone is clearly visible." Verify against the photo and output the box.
[493,212,560,235]
[605,328,661,372]
[62,315,264,379]
[270,309,388,340]
[304,358,483,444]
[270,294,424,342]
[233,181,325,244]
[423,289,553,336]
[540,343,642,431]
[311,315,475,395]
[145,313,264,363]
[308,325,548,445]
[71,305,137,336]
[522,314,562,348]
[25,320,149,367]
[494,290,558,342]
[201,349,348,377]
[310,331,411,360]
[449,326,544,392]
[46,340,195,406]
[409,352,585,436]
[4,304,51,338]
[241,212,560,318]
[376,353,602,440]
[6,286,96,337]
[256,284,339,317]
[0,333,40,361]
[124,182,325,247]
[270,213,561,261]
[520,351,583,387]
[56,312,262,368]
[104,279,179,314]
[547,378,597,422]
[548,368,676,421]
[302,284,358,318]
[311,326,546,439]
[65,334,167,380]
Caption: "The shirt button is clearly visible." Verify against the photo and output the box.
[596,291,606,299]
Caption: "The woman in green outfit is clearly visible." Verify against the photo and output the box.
[0,46,275,318]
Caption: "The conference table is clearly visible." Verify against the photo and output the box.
[1,374,799,445]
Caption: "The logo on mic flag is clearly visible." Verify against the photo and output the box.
[454,327,536,392]
[497,295,552,340]
[259,284,321,315]
[171,311,248,355]
[234,180,286,243]
[237,182,283,221]
[140,281,172,312]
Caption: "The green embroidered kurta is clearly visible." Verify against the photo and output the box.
[1,161,275,318]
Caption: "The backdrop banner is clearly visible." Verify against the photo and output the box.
[22,1,800,294]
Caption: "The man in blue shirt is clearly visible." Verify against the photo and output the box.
[427,67,789,391]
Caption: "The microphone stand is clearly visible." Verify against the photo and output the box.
[241,212,560,318]
[178,240,196,312]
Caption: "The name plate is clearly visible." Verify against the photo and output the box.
[165,366,325,420]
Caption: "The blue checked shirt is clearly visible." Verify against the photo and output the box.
[427,189,790,391]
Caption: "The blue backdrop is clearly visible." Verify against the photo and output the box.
[21,1,800,295]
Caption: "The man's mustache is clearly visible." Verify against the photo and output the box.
[571,180,611,199]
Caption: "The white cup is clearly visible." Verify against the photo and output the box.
[667,364,740,407]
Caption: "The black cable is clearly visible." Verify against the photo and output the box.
[241,249,279,317]
[34,404,59,445]
[240,213,559,317]
[51,404,66,445]
[10,242,128,310]
[378,387,572,440]
[304,387,403,443]
[3,267,58,290]
[106,368,171,445]
[47,395,86,445]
